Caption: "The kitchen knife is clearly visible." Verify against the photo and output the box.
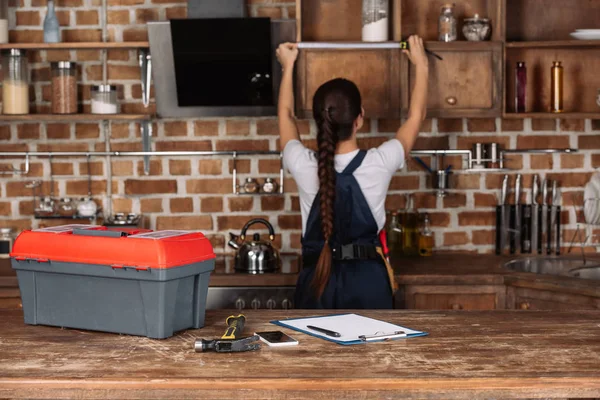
[530,175,539,255]
[551,181,560,256]
[511,174,522,254]
[540,178,548,255]
[498,175,509,254]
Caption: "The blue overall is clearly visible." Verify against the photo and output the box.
[295,150,393,309]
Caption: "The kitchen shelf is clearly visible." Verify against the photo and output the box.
[298,41,500,51]
[506,40,600,48]
[503,112,600,119]
[0,114,153,122]
[0,42,149,50]
[34,213,99,220]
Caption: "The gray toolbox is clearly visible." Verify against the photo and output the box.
[11,224,215,339]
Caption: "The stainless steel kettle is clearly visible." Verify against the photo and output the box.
[228,218,281,274]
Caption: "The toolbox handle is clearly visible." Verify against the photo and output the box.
[72,229,128,238]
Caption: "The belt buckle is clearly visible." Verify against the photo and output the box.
[340,244,354,260]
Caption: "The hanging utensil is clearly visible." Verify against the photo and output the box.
[138,49,152,108]
[511,174,522,254]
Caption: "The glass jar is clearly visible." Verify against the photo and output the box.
[57,197,76,217]
[262,178,279,194]
[243,178,260,194]
[77,197,97,217]
[362,0,389,42]
[36,196,55,216]
[91,84,118,114]
[2,49,29,115]
[51,61,78,114]
[0,228,14,259]
[438,4,457,42]
[0,0,8,44]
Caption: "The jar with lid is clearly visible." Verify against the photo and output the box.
[57,197,76,217]
[0,0,8,44]
[2,49,30,115]
[262,178,279,194]
[77,197,97,217]
[243,178,260,194]
[0,228,14,259]
[362,0,389,42]
[438,4,457,42]
[36,196,55,216]
[91,85,118,114]
[51,61,78,114]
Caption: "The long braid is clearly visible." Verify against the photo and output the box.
[310,78,362,300]
[313,108,338,298]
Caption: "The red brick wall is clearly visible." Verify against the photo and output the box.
[1,0,598,255]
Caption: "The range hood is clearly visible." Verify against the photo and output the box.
[148,3,295,118]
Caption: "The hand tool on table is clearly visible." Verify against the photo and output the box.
[510,174,522,254]
[194,314,261,353]
[496,175,509,255]
[540,178,548,255]
[531,175,539,255]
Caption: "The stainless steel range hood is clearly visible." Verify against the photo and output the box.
[148,18,295,118]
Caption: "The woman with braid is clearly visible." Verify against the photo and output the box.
[276,36,429,309]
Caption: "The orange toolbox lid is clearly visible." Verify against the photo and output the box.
[10,224,216,269]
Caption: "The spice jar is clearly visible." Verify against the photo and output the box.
[57,197,76,217]
[362,0,389,42]
[77,197,97,217]
[36,196,55,216]
[0,228,14,259]
[243,178,260,194]
[262,178,279,194]
[2,49,29,115]
[91,84,118,114]
[438,4,457,42]
[51,61,77,114]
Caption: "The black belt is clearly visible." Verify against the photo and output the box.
[331,244,379,261]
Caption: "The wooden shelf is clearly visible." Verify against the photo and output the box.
[0,114,153,122]
[0,42,149,50]
[506,40,600,48]
[503,112,600,119]
[298,41,501,51]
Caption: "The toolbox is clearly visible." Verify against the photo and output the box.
[11,224,215,339]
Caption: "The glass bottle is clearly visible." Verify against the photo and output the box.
[402,196,419,256]
[51,61,78,114]
[515,62,527,113]
[43,0,60,43]
[362,0,389,42]
[0,0,8,44]
[550,61,563,113]
[387,211,403,258]
[418,214,434,257]
[438,4,457,42]
[2,49,29,115]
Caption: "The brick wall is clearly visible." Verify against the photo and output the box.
[1,0,599,255]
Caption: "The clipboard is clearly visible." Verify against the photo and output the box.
[271,313,428,346]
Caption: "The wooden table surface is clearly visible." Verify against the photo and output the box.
[0,309,599,399]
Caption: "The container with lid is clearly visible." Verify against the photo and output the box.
[362,0,389,42]
[2,49,29,115]
[438,4,457,42]
[462,14,491,41]
[91,84,118,114]
[0,0,8,44]
[51,61,78,114]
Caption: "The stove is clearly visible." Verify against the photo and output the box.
[206,287,295,310]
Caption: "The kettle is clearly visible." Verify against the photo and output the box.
[228,218,281,274]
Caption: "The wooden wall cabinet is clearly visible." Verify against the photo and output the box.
[506,287,600,311]
[403,285,506,310]
[295,49,402,119]
[402,42,503,118]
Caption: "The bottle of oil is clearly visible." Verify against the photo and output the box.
[418,213,434,257]
[387,211,403,258]
[550,61,563,113]
[402,195,419,256]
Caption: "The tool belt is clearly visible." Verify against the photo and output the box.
[331,244,379,261]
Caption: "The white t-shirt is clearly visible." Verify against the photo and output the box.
[283,139,406,234]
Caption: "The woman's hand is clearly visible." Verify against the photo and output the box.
[403,35,428,70]
[276,42,299,72]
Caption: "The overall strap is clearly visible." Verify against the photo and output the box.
[341,150,367,175]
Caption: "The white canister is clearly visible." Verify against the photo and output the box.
[91,85,118,114]
[362,0,389,42]
[77,197,98,217]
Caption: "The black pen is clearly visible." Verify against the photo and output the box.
[307,325,341,338]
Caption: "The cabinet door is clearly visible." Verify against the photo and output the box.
[296,49,402,119]
[403,43,502,118]
[507,287,600,311]
[404,285,506,310]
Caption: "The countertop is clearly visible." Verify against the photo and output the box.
[0,309,598,398]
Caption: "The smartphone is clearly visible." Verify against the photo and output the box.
[255,331,299,347]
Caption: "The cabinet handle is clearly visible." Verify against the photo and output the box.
[451,303,462,310]
[446,96,458,106]
[519,302,530,310]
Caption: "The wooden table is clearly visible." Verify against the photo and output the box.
[1,310,599,398]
